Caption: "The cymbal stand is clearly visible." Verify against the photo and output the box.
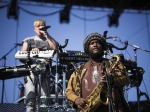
[51,50,67,111]
[54,52,59,107]
[62,70,67,106]
[37,73,42,111]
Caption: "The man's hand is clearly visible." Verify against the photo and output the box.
[100,75,106,82]
[101,74,114,85]
[31,48,39,51]
[39,26,48,36]
[75,97,87,107]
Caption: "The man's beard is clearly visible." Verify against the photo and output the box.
[88,50,104,60]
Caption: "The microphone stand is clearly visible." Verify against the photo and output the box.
[102,58,114,112]
[132,46,144,112]
[0,44,19,103]
[132,46,141,112]
[103,31,114,112]
[54,48,59,109]
[103,32,129,112]
[131,45,149,112]
[107,36,150,53]
[108,36,150,112]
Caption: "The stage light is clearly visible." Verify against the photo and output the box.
[108,9,123,27]
[60,5,71,23]
[108,13,119,27]
[7,0,19,20]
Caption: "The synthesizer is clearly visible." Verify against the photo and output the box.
[0,64,30,80]
[59,50,90,64]
[15,50,55,60]
[59,50,138,70]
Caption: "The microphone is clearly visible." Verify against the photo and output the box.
[39,26,51,31]
[15,43,22,46]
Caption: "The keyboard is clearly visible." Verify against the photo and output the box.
[15,50,55,60]
[59,50,90,64]
[0,64,30,80]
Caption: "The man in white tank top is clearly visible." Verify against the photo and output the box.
[21,19,58,112]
